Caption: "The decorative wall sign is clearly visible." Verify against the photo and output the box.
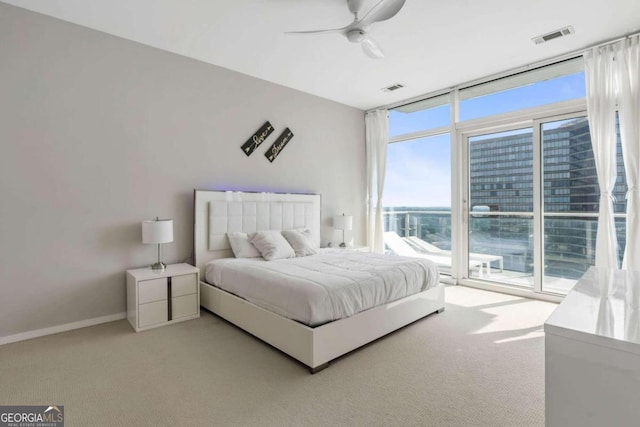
[241,121,274,156]
[265,128,294,163]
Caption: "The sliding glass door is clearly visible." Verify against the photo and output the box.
[466,127,535,288]
[541,116,627,294]
[463,113,627,296]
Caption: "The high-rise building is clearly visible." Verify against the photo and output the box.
[468,118,626,278]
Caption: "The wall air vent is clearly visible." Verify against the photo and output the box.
[381,83,405,92]
[532,26,575,45]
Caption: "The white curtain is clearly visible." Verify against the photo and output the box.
[584,45,620,269]
[365,110,389,254]
[617,35,640,268]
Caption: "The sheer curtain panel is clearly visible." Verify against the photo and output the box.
[618,35,640,269]
[584,45,620,269]
[365,110,389,253]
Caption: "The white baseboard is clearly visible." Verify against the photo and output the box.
[0,312,127,346]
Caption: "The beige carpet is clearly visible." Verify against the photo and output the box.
[0,286,556,426]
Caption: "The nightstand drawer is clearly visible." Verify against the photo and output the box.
[138,278,168,304]
[172,294,198,319]
[139,300,168,328]
[127,263,200,332]
[172,273,197,297]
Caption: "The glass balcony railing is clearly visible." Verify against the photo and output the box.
[383,209,627,295]
[383,210,453,275]
[469,213,534,287]
[542,214,626,294]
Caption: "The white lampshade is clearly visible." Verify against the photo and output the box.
[142,219,174,244]
[334,215,353,231]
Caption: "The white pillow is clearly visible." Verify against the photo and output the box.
[227,232,261,258]
[250,231,295,261]
[281,229,317,257]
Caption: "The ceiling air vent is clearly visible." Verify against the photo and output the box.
[381,83,405,92]
[532,26,575,45]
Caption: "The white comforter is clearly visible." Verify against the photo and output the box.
[205,250,439,326]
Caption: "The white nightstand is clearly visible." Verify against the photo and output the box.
[126,263,200,332]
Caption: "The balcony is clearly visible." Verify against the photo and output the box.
[383,209,626,295]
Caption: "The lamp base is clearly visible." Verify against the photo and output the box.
[150,261,166,271]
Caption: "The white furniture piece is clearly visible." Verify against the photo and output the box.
[205,251,439,326]
[545,267,640,427]
[126,263,200,332]
[194,190,445,373]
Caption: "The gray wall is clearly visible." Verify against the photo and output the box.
[0,4,365,339]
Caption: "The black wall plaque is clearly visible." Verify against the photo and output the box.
[241,121,274,156]
[265,128,294,163]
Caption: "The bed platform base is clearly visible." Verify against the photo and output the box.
[200,281,445,373]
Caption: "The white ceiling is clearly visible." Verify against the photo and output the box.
[4,0,640,110]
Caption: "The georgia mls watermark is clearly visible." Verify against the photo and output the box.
[0,405,64,427]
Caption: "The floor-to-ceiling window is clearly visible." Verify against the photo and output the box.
[385,134,452,274]
[383,56,628,297]
[384,94,453,276]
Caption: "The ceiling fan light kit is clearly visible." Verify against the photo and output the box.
[346,29,366,43]
[285,0,407,59]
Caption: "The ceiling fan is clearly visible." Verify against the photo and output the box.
[286,0,407,59]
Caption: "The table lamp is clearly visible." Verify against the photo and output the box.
[334,213,353,248]
[142,217,174,271]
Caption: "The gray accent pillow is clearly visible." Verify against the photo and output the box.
[282,229,318,257]
[250,231,295,261]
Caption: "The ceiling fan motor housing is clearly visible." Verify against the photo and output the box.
[346,29,366,43]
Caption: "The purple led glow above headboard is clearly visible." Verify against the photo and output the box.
[207,185,312,194]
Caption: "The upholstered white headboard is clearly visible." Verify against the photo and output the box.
[194,190,321,273]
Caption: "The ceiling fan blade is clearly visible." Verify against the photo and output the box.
[285,28,344,35]
[357,0,406,27]
[361,37,385,59]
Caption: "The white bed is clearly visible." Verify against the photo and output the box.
[205,250,440,326]
[194,190,445,373]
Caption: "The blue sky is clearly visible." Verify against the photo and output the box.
[384,72,586,208]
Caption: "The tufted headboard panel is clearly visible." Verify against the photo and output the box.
[194,190,321,273]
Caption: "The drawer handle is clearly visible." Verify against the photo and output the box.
[168,277,172,321]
